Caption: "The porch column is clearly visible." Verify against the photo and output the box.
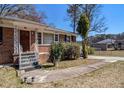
[13,26,20,64]
[35,31,39,52]
[14,26,20,55]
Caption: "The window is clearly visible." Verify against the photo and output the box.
[43,33,54,44]
[0,27,3,44]
[37,32,42,44]
[64,35,67,42]
[55,34,59,42]
[67,36,70,42]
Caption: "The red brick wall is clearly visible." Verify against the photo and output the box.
[39,54,49,64]
[38,45,50,53]
[0,27,14,64]
[38,45,50,63]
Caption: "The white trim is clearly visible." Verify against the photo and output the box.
[38,44,51,46]
[29,31,31,50]
[54,33,59,42]
[39,52,49,55]
[58,34,60,42]
[42,32,43,44]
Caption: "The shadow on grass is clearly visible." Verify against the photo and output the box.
[42,64,55,68]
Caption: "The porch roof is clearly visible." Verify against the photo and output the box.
[0,16,77,36]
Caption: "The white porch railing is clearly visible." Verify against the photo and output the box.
[19,51,39,70]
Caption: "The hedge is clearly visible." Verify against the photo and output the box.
[49,42,80,63]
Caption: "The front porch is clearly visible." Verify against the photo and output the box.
[13,28,76,69]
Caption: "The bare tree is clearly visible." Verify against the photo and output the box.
[67,4,81,33]
[67,4,107,33]
[80,4,107,32]
[0,4,46,23]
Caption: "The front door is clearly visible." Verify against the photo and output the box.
[20,31,30,52]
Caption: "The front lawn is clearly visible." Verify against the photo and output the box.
[0,61,123,88]
[41,59,98,70]
[33,61,124,88]
[93,50,124,57]
[0,67,27,88]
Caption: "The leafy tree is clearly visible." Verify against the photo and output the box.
[0,4,46,23]
[77,14,90,58]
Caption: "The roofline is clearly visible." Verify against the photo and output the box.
[0,16,77,36]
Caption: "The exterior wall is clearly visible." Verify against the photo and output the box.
[92,44,107,51]
[115,41,124,50]
[71,36,76,42]
[0,27,14,64]
[106,44,115,51]
[38,45,50,64]
[38,35,76,64]
[59,34,65,42]
[0,28,76,64]
[92,43,115,51]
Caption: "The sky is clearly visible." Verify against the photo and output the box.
[35,4,124,40]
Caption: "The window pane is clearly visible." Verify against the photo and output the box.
[43,33,54,44]
[37,32,41,44]
[55,34,58,41]
[0,27,3,43]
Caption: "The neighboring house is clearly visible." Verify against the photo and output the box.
[115,40,124,50]
[0,17,76,64]
[91,39,115,51]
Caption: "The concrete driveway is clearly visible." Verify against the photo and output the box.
[88,55,124,62]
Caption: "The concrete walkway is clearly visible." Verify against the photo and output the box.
[20,55,124,84]
[88,55,124,62]
[20,61,108,84]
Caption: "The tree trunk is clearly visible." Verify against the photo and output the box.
[82,40,88,59]
[53,61,56,66]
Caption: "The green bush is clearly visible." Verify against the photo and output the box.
[49,43,80,64]
[62,43,80,60]
[49,43,63,66]
[87,46,95,54]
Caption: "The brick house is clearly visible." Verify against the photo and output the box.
[0,17,76,65]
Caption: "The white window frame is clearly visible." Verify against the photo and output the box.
[43,33,54,45]
[37,32,42,45]
[54,33,59,42]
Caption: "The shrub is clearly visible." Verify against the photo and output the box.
[87,46,95,54]
[62,43,80,60]
[49,43,63,66]
[49,42,80,66]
